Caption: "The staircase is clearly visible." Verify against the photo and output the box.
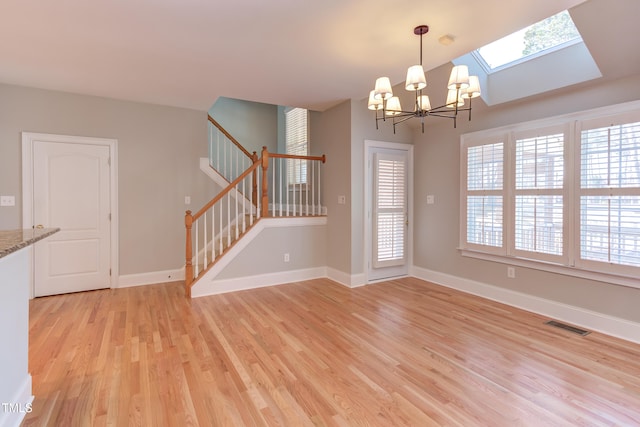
[184,116,326,297]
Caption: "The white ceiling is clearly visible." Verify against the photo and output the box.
[2,0,635,112]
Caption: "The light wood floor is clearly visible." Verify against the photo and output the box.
[23,277,640,426]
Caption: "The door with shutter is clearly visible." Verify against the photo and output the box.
[367,146,410,281]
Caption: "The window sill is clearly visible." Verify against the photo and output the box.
[459,248,640,290]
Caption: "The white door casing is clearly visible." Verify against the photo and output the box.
[365,141,413,282]
[22,133,119,297]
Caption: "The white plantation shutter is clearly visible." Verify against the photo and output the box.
[465,142,504,248]
[285,108,308,184]
[579,119,640,269]
[460,103,640,284]
[373,153,407,268]
[513,131,565,258]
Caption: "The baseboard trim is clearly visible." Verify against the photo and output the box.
[191,267,327,298]
[0,375,33,427]
[118,268,185,288]
[326,268,366,288]
[412,266,640,344]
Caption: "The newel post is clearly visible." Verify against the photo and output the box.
[251,151,258,206]
[261,146,269,218]
[184,210,193,297]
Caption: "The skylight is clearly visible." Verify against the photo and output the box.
[476,10,582,71]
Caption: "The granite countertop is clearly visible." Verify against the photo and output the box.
[0,228,60,259]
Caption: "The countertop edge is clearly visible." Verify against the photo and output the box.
[0,228,61,259]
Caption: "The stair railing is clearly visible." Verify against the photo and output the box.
[208,115,256,183]
[267,152,327,217]
[185,146,326,297]
[185,159,261,297]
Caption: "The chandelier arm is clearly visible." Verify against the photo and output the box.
[375,110,420,124]
[427,103,472,114]
[425,112,457,120]
[394,115,419,125]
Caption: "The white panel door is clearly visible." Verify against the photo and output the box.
[369,148,409,281]
[33,141,111,296]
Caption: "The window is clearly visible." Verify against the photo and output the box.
[465,141,504,250]
[461,102,640,286]
[513,129,565,260]
[285,107,308,185]
[578,117,640,273]
[454,9,599,107]
[475,10,581,71]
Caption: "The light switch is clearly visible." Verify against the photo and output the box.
[0,196,15,207]
[426,195,435,205]
[184,196,191,205]
[338,195,346,205]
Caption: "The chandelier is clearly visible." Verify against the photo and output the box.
[368,25,481,133]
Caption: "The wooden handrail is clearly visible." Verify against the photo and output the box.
[186,145,328,296]
[192,159,261,221]
[270,153,326,163]
[208,115,254,159]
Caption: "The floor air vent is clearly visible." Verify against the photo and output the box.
[545,320,591,336]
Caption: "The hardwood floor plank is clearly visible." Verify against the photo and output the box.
[23,277,640,426]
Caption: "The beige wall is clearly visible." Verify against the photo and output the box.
[0,83,214,275]
[412,72,640,323]
[309,101,352,275]
[216,224,327,279]
[209,97,278,155]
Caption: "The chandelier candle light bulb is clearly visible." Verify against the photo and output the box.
[367,24,480,133]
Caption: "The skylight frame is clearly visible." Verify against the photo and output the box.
[472,37,584,75]
[473,10,583,74]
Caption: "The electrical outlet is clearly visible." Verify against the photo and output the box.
[184,196,191,205]
[507,266,516,279]
[338,195,346,205]
[0,195,15,207]
[426,195,435,205]
[284,253,290,262]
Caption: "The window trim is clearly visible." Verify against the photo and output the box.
[459,100,640,290]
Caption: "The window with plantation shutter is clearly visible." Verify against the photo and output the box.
[464,141,504,250]
[285,108,308,185]
[579,119,640,270]
[373,152,407,268]
[514,130,565,259]
[460,102,640,288]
